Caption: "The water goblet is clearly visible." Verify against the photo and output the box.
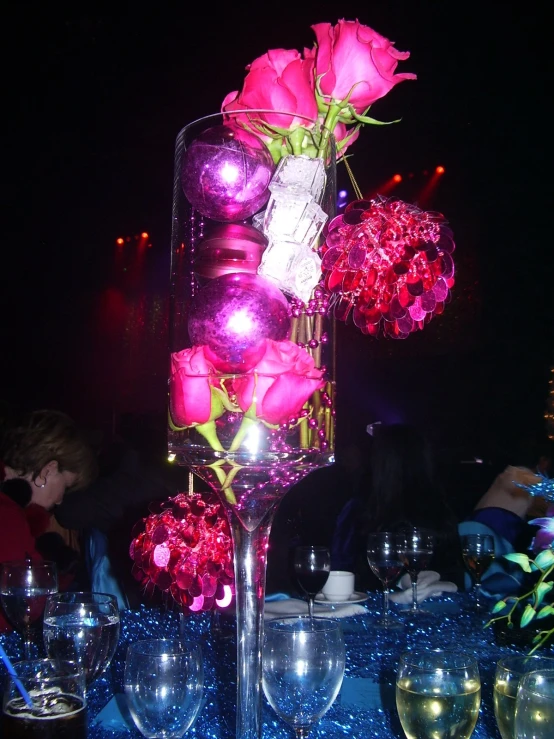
[0,559,58,659]
[514,668,554,739]
[494,655,554,739]
[396,649,481,739]
[293,546,331,619]
[398,528,435,614]
[43,591,120,687]
[366,531,405,629]
[1,658,87,739]
[124,638,204,738]
[262,616,345,738]
[461,533,495,610]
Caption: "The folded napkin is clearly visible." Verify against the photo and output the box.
[389,570,457,604]
[264,597,366,620]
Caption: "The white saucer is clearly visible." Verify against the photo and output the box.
[314,591,369,606]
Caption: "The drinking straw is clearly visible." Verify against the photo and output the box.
[0,642,34,707]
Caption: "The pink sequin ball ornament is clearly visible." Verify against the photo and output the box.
[320,196,455,339]
[188,272,291,367]
[129,492,235,614]
[180,124,275,222]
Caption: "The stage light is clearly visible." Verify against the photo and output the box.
[141,231,149,239]
[436,165,445,175]
[338,189,348,198]
[393,174,402,183]
[116,237,124,245]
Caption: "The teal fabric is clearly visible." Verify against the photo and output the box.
[86,528,130,611]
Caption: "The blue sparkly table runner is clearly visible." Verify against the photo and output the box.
[1,593,539,738]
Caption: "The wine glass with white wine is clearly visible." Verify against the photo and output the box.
[396,649,481,739]
[514,668,554,739]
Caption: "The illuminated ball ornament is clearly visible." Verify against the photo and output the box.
[320,196,455,339]
[188,272,291,368]
[180,125,275,222]
[129,492,234,614]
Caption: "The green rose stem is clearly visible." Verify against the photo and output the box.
[228,416,259,452]
[208,460,237,505]
[195,420,225,452]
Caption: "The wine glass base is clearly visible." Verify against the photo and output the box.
[371,616,404,631]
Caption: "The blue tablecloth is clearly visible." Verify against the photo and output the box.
[2,592,549,738]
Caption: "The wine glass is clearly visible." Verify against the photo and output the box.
[43,591,120,687]
[124,638,204,738]
[293,546,331,619]
[494,655,554,739]
[262,616,345,738]
[514,668,554,739]
[396,649,481,739]
[366,532,405,629]
[398,528,435,614]
[0,559,58,658]
[460,533,495,610]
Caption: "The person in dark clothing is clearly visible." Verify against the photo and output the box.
[330,423,464,593]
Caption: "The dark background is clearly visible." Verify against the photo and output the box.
[2,1,552,470]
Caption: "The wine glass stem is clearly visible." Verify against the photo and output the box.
[308,597,315,619]
[294,728,311,738]
[474,581,482,607]
[411,578,418,611]
[383,587,390,622]
[23,626,33,660]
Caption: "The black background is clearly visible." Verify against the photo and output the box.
[2,1,552,464]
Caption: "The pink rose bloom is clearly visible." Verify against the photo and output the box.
[310,19,416,114]
[170,346,224,427]
[233,339,325,426]
[222,49,318,131]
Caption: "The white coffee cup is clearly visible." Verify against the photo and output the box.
[321,570,355,602]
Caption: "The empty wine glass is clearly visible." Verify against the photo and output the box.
[398,528,435,614]
[0,559,58,658]
[396,649,481,739]
[514,668,554,739]
[461,533,495,610]
[43,591,120,687]
[124,639,204,738]
[366,532,405,629]
[293,546,331,619]
[262,616,345,738]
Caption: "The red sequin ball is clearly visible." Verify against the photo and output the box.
[130,492,234,613]
[320,196,455,338]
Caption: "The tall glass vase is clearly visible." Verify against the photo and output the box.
[168,111,336,738]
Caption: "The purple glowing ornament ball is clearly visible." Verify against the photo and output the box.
[181,125,275,222]
[188,273,291,366]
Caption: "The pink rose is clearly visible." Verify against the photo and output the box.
[222,49,318,131]
[310,19,416,113]
[170,346,224,427]
[233,339,325,426]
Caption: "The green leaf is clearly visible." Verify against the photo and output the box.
[504,552,533,572]
[521,604,537,628]
[537,605,554,620]
[491,600,507,614]
[535,581,554,607]
[535,549,554,569]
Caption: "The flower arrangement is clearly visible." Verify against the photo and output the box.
[130,492,235,613]
[486,476,554,653]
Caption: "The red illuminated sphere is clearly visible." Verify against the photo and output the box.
[181,125,275,222]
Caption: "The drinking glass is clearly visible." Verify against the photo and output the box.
[0,560,58,659]
[43,591,120,687]
[494,655,554,739]
[124,638,204,738]
[262,616,345,738]
[293,546,331,619]
[396,649,481,739]
[398,528,435,614]
[461,534,495,609]
[1,658,86,739]
[366,532,405,629]
[514,668,554,739]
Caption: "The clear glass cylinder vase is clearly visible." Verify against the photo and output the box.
[168,110,336,739]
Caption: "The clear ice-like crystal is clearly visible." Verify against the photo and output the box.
[257,239,322,303]
[263,195,327,248]
[269,155,326,203]
[251,210,265,232]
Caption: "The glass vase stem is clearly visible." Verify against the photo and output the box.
[227,507,275,739]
